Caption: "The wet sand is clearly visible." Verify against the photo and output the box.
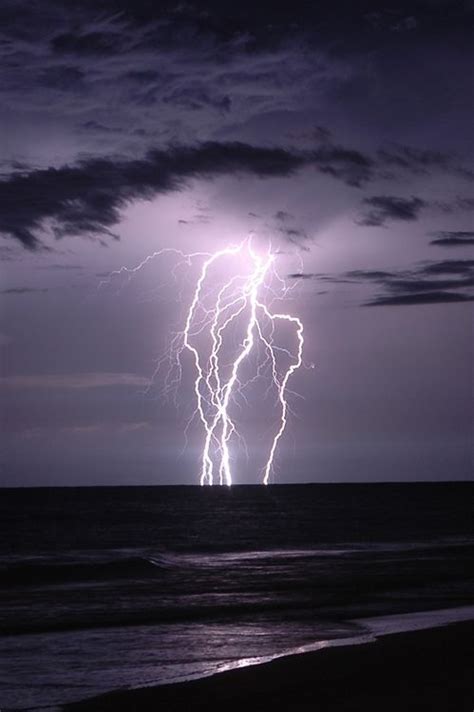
[65,621,474,711]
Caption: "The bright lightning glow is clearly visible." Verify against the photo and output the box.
[103,238,306,485]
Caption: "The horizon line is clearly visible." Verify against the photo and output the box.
[1,480,472,490]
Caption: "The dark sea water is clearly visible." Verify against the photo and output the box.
[1,483,473,710]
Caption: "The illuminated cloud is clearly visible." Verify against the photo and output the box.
[2,0,473,484]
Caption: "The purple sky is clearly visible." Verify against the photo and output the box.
[1,0,473,485]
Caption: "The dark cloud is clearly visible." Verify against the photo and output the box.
[387,276,474,292]
[292,260,474,306]
[422,259,474,275]
[0,287,48,295]
[39,66,86,92]
[273,209,313,249]
[433,197,474,214]
[177,214,213,226]
[0,161,33,181]
[124,70,161,84]
[0,140,379,249]
[358,195,426,226]
[47,0,472,49]
[79,121,124,135]
[377,143,474,182]
[281,228,308,238]
[1,0,473,485]
[312,146,374,187]
[313,126,332,143]
[429,231,474,247]
[362,259,474,305]
[287,272,315,280]
[37,264,83,271]
[286,126,333,144]
[287,272,359,284]
[274,211,294,222]
[51,31,125,56]
[0,142,308,248]
[456,198,474,211]
[163,87,232,113]
[319,275,355,284]
[2,160,31,172]
[0,245,22,262]
[365,291,474,306]
[279,227,310,250]
[346,270,395,280]
[1,1,469,195]
[351,260,474,285]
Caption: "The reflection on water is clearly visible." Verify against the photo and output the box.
[1,484,473,709]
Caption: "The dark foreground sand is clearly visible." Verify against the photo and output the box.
[65,621,474,712]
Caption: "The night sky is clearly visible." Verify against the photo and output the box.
[1,0,473,486]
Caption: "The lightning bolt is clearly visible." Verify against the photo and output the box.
[103,238,306,485]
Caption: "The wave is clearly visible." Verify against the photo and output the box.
[1,548,341,587]
[3,537,473,588]
[1,556,163,587]
[149,537,474,567]
[146,548,350,569]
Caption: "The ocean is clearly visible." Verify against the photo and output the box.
[1,483,473,710]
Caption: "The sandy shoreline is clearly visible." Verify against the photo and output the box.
[65,619,474,711]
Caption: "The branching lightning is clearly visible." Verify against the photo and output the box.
[102,238,306,485]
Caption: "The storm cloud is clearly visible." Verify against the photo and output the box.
[0,141,380,249]
[289,260,474,307]
[358,195,427,227]
[365,291,474,307]
[357,260,474,304]
[1,0,473,485]
[0,287,48,295]
[377,143,474,182]
[429,231,474,247]
[0,143,311,248]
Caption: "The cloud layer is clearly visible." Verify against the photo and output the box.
[429,231,474,247]
[290,259,474,307]
[0,140,381,248]
[0,142,307,248]
[358,195,426,227]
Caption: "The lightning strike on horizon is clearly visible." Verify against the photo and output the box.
[104,238,306,485]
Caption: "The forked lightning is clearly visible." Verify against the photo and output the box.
[103,238,305,485]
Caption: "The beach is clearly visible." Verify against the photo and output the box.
[2,485,474,710]
[66,620,474,711]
